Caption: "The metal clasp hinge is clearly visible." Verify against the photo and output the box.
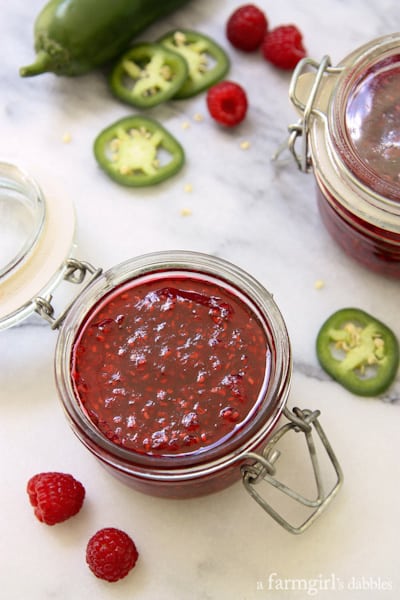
[273,56,342,172]
[34,258,102,330]
[241,406,343,534]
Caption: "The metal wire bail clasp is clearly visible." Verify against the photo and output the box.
[273,55,339,172]
[241,406,343,534]
[34,258,102,329]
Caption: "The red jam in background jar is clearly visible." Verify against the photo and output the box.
[71,273,271,460]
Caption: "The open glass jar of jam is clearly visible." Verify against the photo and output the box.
[1,162,342,534]
[281,33,400,278]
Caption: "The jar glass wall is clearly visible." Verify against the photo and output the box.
[316,177,400,278]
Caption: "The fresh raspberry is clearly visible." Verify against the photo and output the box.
[27,472,85,525]
[206,81,248,127]
[226,4,268,52]
[261,25,306,70]
[86,527,139,582]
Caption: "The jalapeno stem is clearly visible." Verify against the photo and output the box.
[20,51,53,77]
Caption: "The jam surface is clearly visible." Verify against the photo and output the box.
[345,57,400,199]
[71,274,270,457]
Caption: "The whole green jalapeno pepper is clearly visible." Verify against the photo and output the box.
[20,0,192,77]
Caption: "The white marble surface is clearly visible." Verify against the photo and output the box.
[1,1,400,598]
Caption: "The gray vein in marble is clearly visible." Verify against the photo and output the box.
[294,359,400,403]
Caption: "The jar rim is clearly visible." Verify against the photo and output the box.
[55,250,292,481]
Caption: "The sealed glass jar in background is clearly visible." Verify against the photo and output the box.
[0,162,342,535]
[280,33,400,278]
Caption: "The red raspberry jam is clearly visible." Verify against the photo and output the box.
[71,273,270,459]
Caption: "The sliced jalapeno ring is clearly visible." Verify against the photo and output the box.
[316,308,399,397]
[93,116,185,187]
[158,29,230,99]
[109,43,188,108]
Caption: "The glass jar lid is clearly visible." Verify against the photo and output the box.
[0,162,45,280]
[331,38,400,204]
[0,162,76,329]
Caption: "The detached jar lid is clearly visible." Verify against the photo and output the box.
[284,33,400,233]
[0,162,76,329]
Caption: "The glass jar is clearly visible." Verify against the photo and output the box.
[283,34,400,278]
[1,163,342,534]
[55,252,289,494]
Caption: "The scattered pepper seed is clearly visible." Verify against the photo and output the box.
[184,183,193,193]
[240,140,250,150]
[180,207,193,217]
[174,30,187,46]
[181,121,191,130]
[314,279,325,290]
[62,132,72,143]
[193,113,204,122]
